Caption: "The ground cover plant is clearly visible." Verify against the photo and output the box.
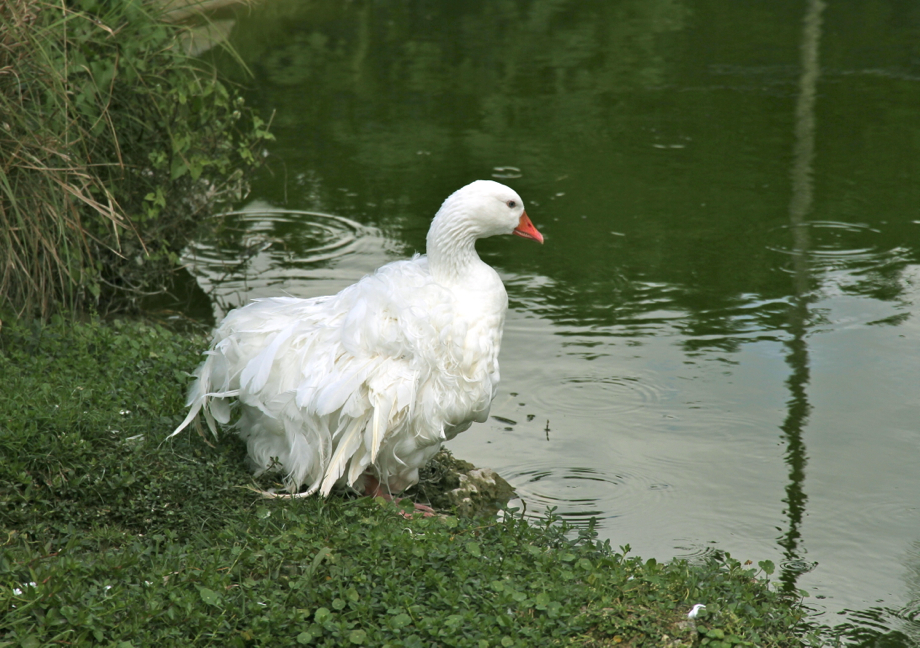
[0,317,816,646]
[0,0,271,318]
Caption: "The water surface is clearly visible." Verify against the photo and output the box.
[180,1,920,642]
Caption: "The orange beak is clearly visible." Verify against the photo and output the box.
[512,211,544,244]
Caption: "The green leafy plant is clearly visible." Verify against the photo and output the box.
[0,317,816,646]
[0,0,272,318]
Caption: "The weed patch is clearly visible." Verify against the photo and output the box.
[0,318,815,646]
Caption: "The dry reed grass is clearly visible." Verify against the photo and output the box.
[1,0,133,316]
[0,0,268,318]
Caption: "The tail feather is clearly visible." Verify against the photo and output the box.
[240,324,296,393]
[167,352,238,440]
[320,416,365,496]
[203,406,218,437]
[168,399,204,439]
[369,395,392,463]
[347,445,371,489]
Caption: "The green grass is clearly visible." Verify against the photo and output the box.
[0,317,816,647]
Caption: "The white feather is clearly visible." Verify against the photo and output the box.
[320,416,365,496]
[170,180,541,497]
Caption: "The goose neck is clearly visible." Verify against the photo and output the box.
[426,215,481,284]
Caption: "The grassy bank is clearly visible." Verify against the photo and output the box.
[0,317,814,647]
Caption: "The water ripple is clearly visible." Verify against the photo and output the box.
[188,207,373,267]
[529,372,670,416]
[766,220,898,272]
[183,202,391,315]
[504,463,674,528]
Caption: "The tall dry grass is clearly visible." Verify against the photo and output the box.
[0,0,270,318]
[1,1,130,316]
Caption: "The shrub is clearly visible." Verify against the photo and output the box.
[0,0,272,318]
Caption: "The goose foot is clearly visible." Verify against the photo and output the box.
[365,475,435,517]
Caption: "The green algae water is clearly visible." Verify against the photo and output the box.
[176,1,920,643]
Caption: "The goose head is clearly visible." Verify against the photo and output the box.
[429,180,544,245]
[425,180,543,284]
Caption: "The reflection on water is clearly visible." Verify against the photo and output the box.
[833,604,920,647]
[180,0,920,643]
[775,0,823,596]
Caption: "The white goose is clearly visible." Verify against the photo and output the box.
[170,180,543,509]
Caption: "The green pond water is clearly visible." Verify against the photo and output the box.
[178,0,920,643]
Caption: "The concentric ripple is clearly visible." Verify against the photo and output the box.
[528,372,669,416]
[766,220,893,272]
[183,201,390,316]
[503,464,674,528]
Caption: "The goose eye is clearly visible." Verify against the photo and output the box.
[506,200,517,208]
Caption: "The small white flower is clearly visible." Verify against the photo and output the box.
[688,603,706,619]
